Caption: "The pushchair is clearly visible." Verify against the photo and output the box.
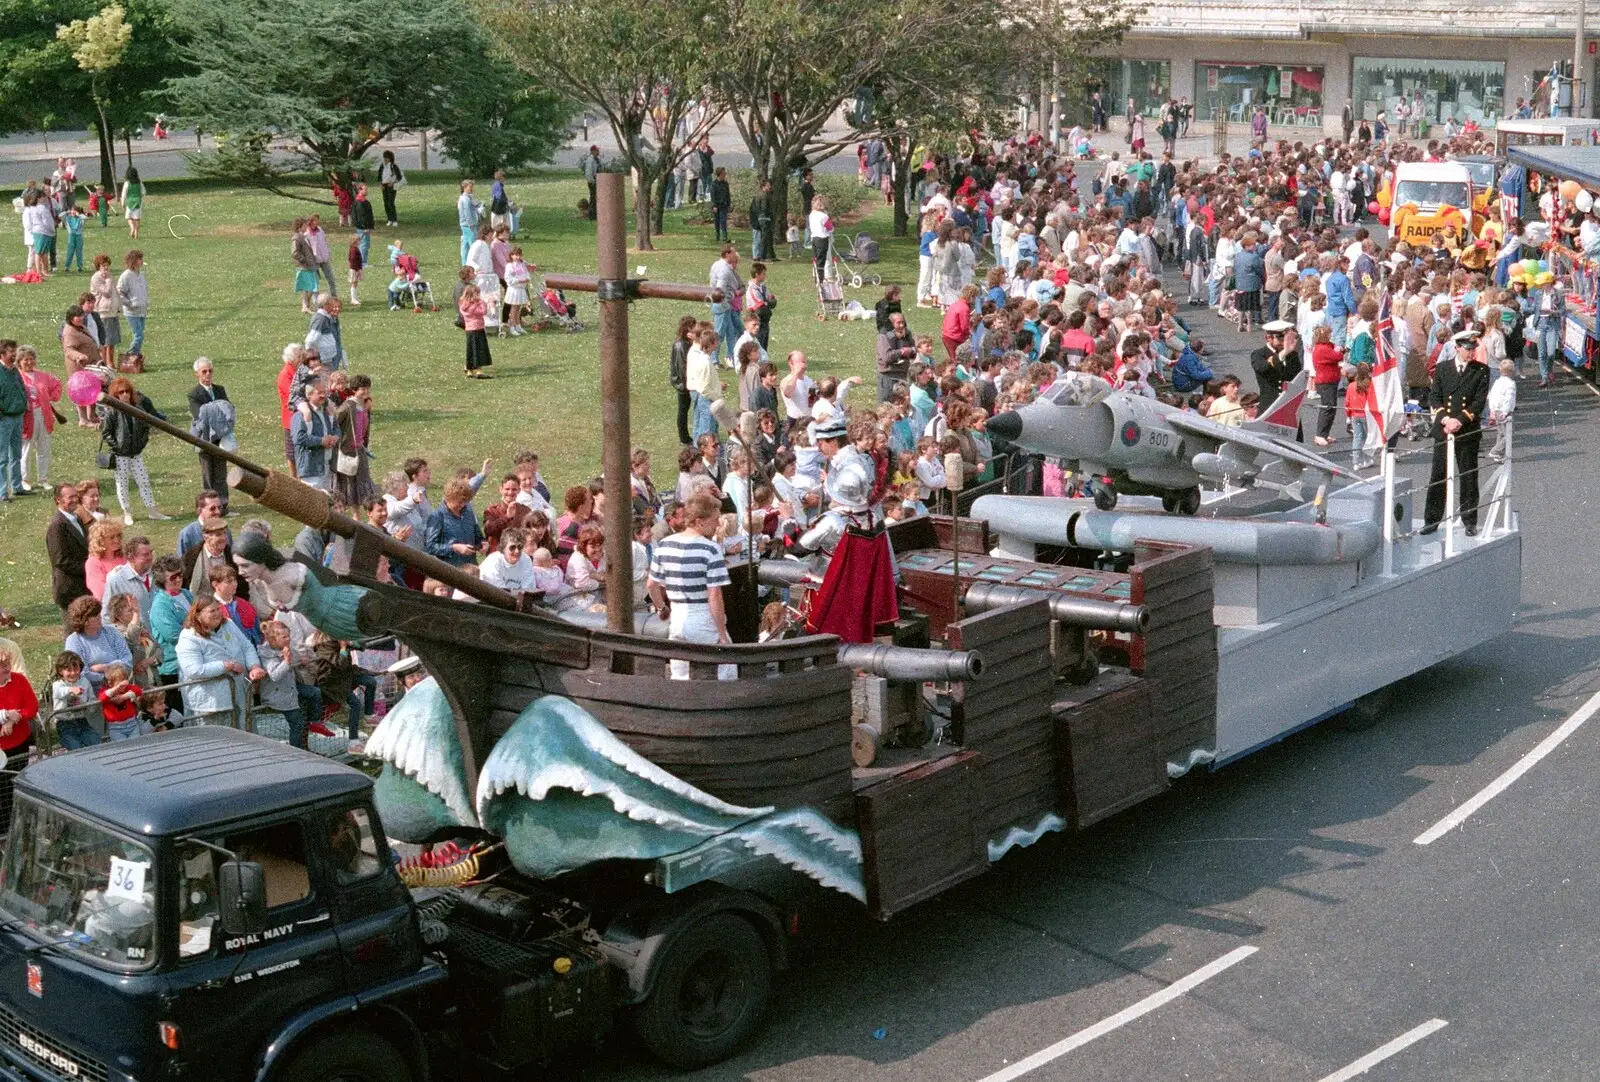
[833,234,881,290]
[815,276,844,321]
[388,253,437,312]
[530,279,584,333]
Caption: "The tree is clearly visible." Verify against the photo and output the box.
[711,0,1139,238]
[432,57,575,178]
[57,4,130,189]
[705,0,931,246]
[476,0,722,250]
[165,0,568,200]
[0,0,182,188]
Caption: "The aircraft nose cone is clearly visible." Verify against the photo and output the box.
[988,410,1022,441]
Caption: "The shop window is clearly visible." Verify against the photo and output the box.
[1197,64,1324,126]
[1070,60,1171,124]
[1353,58,1504,128]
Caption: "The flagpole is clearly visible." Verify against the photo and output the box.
[1382,450,1395,578]
[1444,432,1457,559]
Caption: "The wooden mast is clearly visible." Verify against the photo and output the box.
[545,171,724,633]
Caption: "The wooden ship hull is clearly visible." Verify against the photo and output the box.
[335,513,1213,919]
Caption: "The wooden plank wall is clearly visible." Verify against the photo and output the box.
[1131,542,1218,763]
[855,749,988,920]
[1054,677,1169,830]
[948,600,1059,841]
[490,657,856,817]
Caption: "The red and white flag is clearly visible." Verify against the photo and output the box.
[1366,294,1405,450]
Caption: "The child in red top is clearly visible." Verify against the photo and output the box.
[329,172,354,227]
[1343,363,1377,470]
[347,236,364,307]
[97,662,144,740]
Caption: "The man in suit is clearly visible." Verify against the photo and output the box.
[44,482,90,613]
[1423,329,1492,537]
[187,357,232,515]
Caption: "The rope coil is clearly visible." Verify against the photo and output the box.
[260,469,333,529]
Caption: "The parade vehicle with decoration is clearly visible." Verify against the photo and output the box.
[0,391,1523,1082]
[1384,161,1479,247]
[1506,144,1600,373]
[1494,116,1599,155]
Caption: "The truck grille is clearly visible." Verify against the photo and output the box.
[0,1004,109,1082]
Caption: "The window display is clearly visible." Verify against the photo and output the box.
[1077,59,1172,122]
[1197,64,1325,126]
[1354,58,1504,130]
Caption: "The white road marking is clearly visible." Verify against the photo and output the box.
[1414,685,1600,845]
[972,945,1258,1082]
[1314,1019,1448,1082]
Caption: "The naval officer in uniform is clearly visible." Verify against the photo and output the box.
[1422,327,1491,537]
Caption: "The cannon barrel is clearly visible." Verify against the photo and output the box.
[961,581,1149,633]
[836,643,983,682]
[758,559,1146,633]
[96,394,520,610]
[755,560,815,588]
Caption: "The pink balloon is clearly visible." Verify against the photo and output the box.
[1368,200,1381,215]
[67,369,103,407]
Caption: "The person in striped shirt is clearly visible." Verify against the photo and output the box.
[647,491,732,680]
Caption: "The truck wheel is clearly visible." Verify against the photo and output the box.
[635,912,773,1069]
[277,1030,412,1082]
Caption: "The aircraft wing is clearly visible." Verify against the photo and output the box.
[1165,410,1353,478]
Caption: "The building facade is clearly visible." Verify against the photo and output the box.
[1086,1,1597,136]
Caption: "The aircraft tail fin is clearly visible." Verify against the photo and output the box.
[1247,370,1307,437]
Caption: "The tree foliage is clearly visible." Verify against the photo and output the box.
[476,0,722,249]
[165,0,569,197]
[432,56,576,178]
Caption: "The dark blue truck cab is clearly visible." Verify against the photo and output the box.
[0,727,782,1081]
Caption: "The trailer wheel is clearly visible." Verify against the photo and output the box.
[635,912,773,1069]
[276,1030,412,1082]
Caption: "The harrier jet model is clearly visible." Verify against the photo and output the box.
[986,372,1350,512]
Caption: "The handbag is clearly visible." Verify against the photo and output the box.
[95,432,114,471]
[336,449,361,477]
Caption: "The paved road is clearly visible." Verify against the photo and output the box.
[589,288,1600,1081]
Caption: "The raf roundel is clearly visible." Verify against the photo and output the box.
[1120,420,1142,447]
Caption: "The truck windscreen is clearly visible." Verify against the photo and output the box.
[0,798,156,970]
[1394,180,1471,209]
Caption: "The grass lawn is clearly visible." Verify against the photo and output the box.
[0,168,943,672]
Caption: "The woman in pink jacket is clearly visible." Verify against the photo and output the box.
[17,347,59,489]
[458,284,493,379]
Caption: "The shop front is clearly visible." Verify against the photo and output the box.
[1352,57,1505,128]
[1076,59,1173,123]
[1196,63,1325,125]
